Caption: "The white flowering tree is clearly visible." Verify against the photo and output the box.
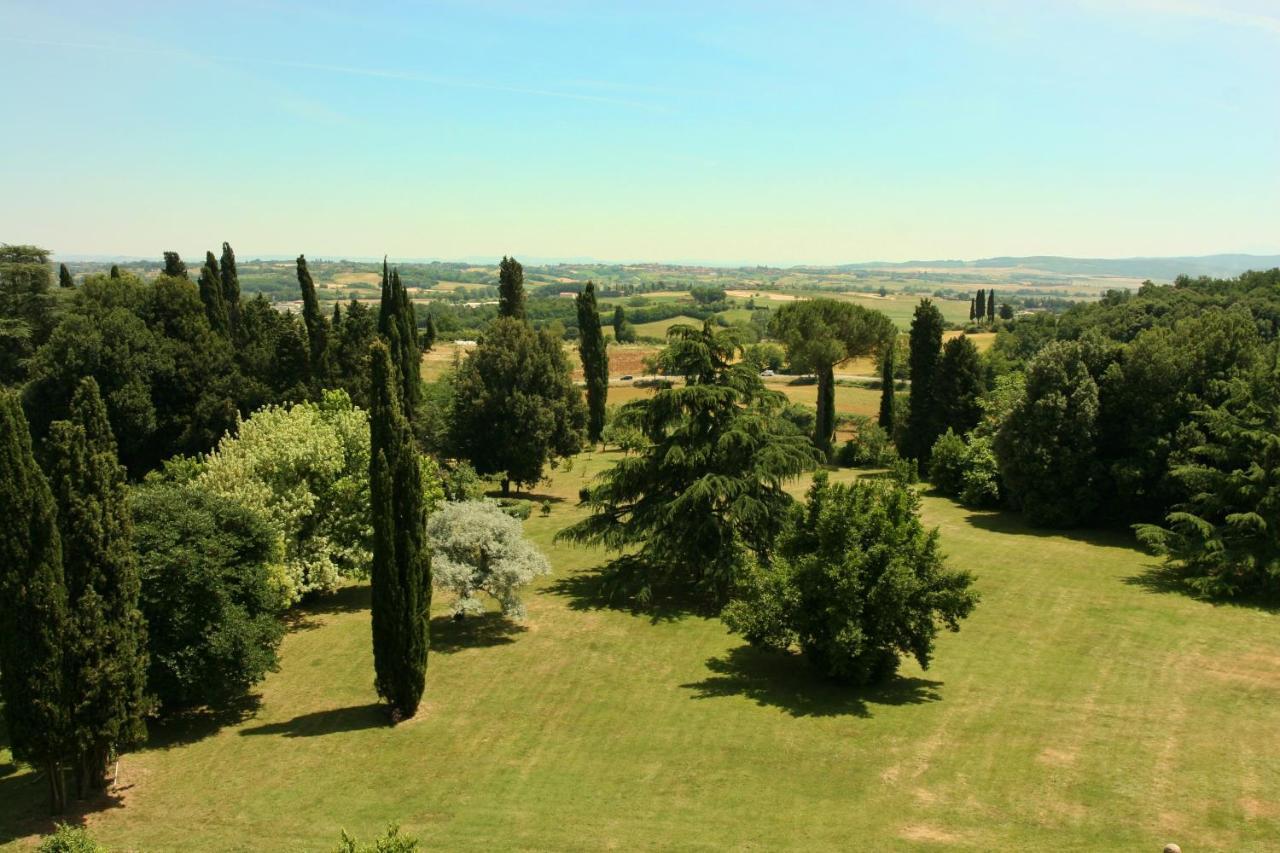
[426,500,551,619]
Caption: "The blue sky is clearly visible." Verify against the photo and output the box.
[2,0,1278,264]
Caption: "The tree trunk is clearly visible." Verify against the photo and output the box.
[501,478,511,497]
[47,760,67,814]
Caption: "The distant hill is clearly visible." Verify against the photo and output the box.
[846,254,1280,281]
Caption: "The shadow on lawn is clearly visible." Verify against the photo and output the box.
[430,611,527,653]
[238,702,386,739]
[1123,564,1280,614]
[0,727,125,847]
[146,694,263,751]
[287,584,371,632]
[681,645,943,719]
[961,510,1139,549]
[545,566,710,624]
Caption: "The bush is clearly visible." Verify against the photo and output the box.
[540,500,552,516]
[723,473,978,685]
[131,483,288,710]
[440,460,487,502]
[426,501,552,618]
[38,825,106,853]
[494,498,532,520]
[780,403,816,437]
[836,417,895,467]
[336,823,419,853]
[959,436,1002,507]
[928,429,968,495]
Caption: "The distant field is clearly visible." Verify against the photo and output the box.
[7,456,1276,849]
[629,315,704,339]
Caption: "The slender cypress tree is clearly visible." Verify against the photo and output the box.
[976,289,986,321]
[878,338,896,431]
[612,305,634,343]
[162,251,187,279]
[58,263,74,289]
[197,257,230,337]
[45,379,148,793]
[219,242,241,335]
[576,282,609,444]
[297,254,328,372]
[422,312,437,351]
[903,299,945,460]
[498,256,526,320]
[968,297,975,322]
[987,294,996,323]
[0,392,70,813]
[109,264,121,279]
[368,341,430,720]
[377,264,419,420]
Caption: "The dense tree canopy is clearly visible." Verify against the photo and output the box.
[576,281,609,444]
[903,299,945,461]
[497,255,526,320]
[451,317,585,495]
[723,473,978,685]
[559,321,819,604]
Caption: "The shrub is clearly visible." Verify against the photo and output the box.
[440,460,487,502]
[131,483,288,710]
[426,500,552,618]
[336,823,419,853]
[836,417,895,467]
[495,498,532,520]
[38,825,106,853]
[928,429,968,495]
[959,436,1002,507]
[723,473,978,685]
[540,500,552,517]
[780,403,816,437]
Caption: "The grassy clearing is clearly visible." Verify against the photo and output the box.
[2,456,1277,850]
[629,315,705,339]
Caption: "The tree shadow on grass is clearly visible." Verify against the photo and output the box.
[483,489,567,504]
[1122,563,1280,615]
[238,703,387,738]
[286,583,371,632]
[429,611,527,653]
[544,565,711,624]
[0,757,125,847]
[145,694,263,751]
[680,645,944,719]
[961,510,1140,549]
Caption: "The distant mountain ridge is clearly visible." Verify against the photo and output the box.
[842,254,1280,280]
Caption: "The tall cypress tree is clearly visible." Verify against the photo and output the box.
[968,297,975,322]
[612,305,634,343]
[58,263,74,289]
[904,299,945,460]
[423,312,437,351]
[0,392,70,813]
[296,254,328,373]
[878,338,896,431]
[987,294,996,323]
[220,242,241,335]
[933,334,985,437]
[109,264,121,279]
[45,379,148,794]
[377,264,419,421]
[576,281,609,444]
[368,341,430,720]
[162,251,187,279]
[498,256,525,320]
[197,256,230,338]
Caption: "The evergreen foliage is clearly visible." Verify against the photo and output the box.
[575,281,609,443]
[451,317,585,495]
[558,321,819,604]
[769,299,895,455]
[1136,343,1280,598]
[59,263,74,289]
[612,305,636,343]
[723,473,978,685]
[162,251,187,279]
[377,264,420,420]
[131,482,287,710]
[903,299,945,461]
[297,255,328,374]
[0,244,55,384]
[0,391,70,812]
[44,379,148,793]
[497,255,526,320]
[933,334,985,437]
[878,339,896,431]
[994,340,1100,526]
[197,254,230,338]
[109,265,120,279]
[219,242,241,335]
[368,341,430,719]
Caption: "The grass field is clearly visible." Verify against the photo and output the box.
[629,315,705,339]
[2,456,1277,851]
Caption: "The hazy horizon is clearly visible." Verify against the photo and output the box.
[4,1,1278,263]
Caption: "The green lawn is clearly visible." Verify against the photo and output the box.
[629,314,705,339]
[2,457,1278,850]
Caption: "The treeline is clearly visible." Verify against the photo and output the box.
[877,269,1280,600]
